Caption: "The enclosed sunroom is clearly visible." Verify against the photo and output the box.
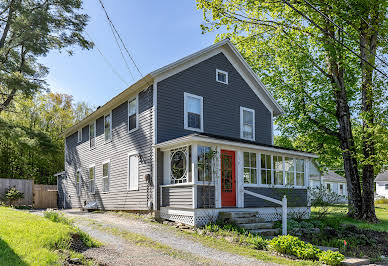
[156,133,317,226]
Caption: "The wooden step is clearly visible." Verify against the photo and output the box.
[249,228,281,236]
[230,217,266,224]
[219,211,258,219]
[238,222,274,230]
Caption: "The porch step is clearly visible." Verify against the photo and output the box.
[230,217,266,224]
[239,222,274,230]
[250,228,281,236]
[219,211,258,219]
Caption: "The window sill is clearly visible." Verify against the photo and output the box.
[243,184,307,189]
[184,126,203,133]
[240,136,255,141]
[128,127,139,134]
[160,183,194,188]
[104,139,112,144]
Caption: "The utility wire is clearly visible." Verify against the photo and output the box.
[86,31,128,86]
[301,0,388,68]
[98,0,143,78]
[281,0,388,79]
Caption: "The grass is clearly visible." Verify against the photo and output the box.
[311,204,388,232]
[0,207,98,266]
[86,220,214,264]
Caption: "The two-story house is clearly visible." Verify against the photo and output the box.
[59,39,317,227]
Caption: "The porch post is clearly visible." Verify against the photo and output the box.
[192,144,198,208]
[282,195,287,235]
[215,146,221,208]
[236,151,244,208]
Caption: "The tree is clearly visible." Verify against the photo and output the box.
[0,0,93,113]
[197,0,388,221]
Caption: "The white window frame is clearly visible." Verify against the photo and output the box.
[243,151,258,184]
[77,129,82,143]
[240,107,255,141]
[184,92,203,132]
[89,121,96,150]
[128,95,139,133]
[76,168,81,196]
[128,152,139,191]
[104,111,112,142]
[102,160,110,193]
[216,69,228,84]
[88,164,96,194]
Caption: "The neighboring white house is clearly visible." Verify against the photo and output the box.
[309,162,347,200]
[375,170,388,199]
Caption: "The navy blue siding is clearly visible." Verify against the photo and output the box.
[157,52,272,145]
[244,187,308,207]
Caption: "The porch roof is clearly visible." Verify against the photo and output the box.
[155,133,318,159]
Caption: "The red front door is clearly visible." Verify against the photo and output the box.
[221,150,236,207]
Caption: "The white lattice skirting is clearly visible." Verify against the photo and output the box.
[160,207,311,227]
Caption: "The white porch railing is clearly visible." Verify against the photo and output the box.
[244,190,287,235]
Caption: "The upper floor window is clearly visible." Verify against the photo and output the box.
[216,69,228,84]
[184,92,203,132]
[102,160,110,193]
[243,152,257,184]
[104,112,112,141]
[128,96,138,132]
[89,122,96,149]
[240,107,255,141]
[77,129,82,143]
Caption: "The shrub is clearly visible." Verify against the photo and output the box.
[5,187,24,206]
[309,185,346,219]
[375,198,388,205]
[269,235,321,260]
[318,250,345,266]
[44,210,73,226]
[245,233,268,250]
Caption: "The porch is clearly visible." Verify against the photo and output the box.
[155,133,317,227]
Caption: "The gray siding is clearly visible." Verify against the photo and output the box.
[161,186,192,208]
[156,149,164,209]
[65,87,153,210]
[197,185,215,208]
[244,187,307,207]
[157,52,272,145]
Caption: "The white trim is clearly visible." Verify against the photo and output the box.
[76,168,81,196]
[104,111,112,143]
[128,94,139,133]
[184,92,204,132]
[216,69,228,84]
[89,121,96,150]
[128,152,139,191]
[270,110,274,145]
[240,107,255,141]
[77,129,82,143]
[102,159,110,193]
[88,164,96,195]
[152,81,158,210]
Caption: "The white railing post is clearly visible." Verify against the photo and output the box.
[282,195,287,235]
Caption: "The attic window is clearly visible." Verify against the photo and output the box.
[216,69,228,84]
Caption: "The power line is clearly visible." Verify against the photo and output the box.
[301,0,388,68]
[98,0,143,78]
[281,0,388,79]
[86,31,128,86]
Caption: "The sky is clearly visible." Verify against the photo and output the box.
[39,0,218,107]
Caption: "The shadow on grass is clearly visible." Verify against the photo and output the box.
[0,237,28,266]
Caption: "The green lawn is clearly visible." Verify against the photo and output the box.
[311,204,388,232]
[0,207,93,265]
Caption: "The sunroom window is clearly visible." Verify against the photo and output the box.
[261,154,272,185]
[240,107,255,141]
[170,146,191,184]
[296,159,305,186]
[184,93,203,132]
[244,152,257,184]
[273,155,283,185]
[284,157,295,185]
[198,146,213,182]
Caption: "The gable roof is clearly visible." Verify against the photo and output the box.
[375,170,388,182]
[322,170,346,183]
[63,39,283,137]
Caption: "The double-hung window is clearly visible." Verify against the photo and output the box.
[260,154,272,185]
[198,146,212,182]
[88,165,95,194]
[77,129,82,143]
[273,155,283,185]
[102,161,110,193]
[339,184,344,195]
[184,92,203,132]
[284,157,295,186]
[295,159,305,186]
[128,96,138,132]
[240,107,255,141]
[128,154,139,190]
[76,169,81,196]
[216,69,228,84]
[89,122,96,149]
[104,112,112,141]
[243,152,257,184]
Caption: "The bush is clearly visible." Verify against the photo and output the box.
[375,198,388,205]
[44,210,73,226]
[5,187,24,206]
[319,250,345,266]
[269,235,321,260]
[245,233,268,250]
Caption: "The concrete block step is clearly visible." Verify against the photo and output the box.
[249,228,281,236]
[239,222,274,230]
[341,258,370,266]
[219,211,258,219]
[230,217,266,224]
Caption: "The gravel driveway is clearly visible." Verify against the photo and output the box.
[60,209,276,266]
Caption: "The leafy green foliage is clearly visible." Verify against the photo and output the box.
[269,235,321,260]
[318,250,345,266]
[5,186,23,205]
[375,198,388,205]
[44,209,73,226]
[245,233,269,250]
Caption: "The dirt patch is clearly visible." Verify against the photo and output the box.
[70,233,90,253]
